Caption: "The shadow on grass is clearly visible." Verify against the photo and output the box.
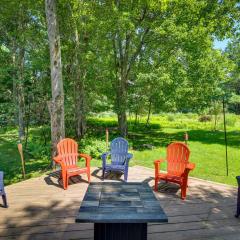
[0,137,50,185]
[129,129,240,150]
[85,120,240,150]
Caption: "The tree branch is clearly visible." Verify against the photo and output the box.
[127,27,150,75]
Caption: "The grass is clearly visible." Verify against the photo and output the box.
[0,113,240,186]
[0,128,50,185]
[131,128,240,185]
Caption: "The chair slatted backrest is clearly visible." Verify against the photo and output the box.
[0,171,4,194]
[57,138,78,167]
[110,137,128,165]
[167,142,190,176]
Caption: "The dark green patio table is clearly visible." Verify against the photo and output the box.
[75,182,168,240]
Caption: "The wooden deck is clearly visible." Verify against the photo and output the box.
[0,166,239,240]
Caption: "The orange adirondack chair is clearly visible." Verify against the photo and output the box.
[53,138,91,190]
[154,142,195,200]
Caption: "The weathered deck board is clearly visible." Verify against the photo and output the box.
[0,166,239,240]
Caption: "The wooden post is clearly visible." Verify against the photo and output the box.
[222,98,229,176]
[17,143,26,179]
[106,128,109,151]
[184,132,189,145]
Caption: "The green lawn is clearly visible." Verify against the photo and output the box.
[0,113,240,186]
[131,127,240,185]
[0,128,50,185]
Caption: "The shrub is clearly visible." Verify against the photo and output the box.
[173,122,188,129]
[27,141,50,159]
[167,114,175,122]
[80,138,106,159]
[199,115,212,122]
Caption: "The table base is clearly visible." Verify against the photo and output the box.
[94,223,147,240]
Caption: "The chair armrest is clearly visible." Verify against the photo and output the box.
[236,176,240,187]
[154,159,165,165]
[53,155,62,164]
[0,171,3,181]
[186,162,195,171]
[154,159,165,176]
[78,153,92,168]
[183,162,195,178]
[101,152,110,160]
[0,171,4,191]
[101,152,110,168]
[78,153,92,161]
[124,153,133,167]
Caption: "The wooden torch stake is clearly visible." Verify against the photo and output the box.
[17,143,26,179]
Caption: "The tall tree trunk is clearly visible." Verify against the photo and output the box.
[24,92,31,149]
[13,5,26,142]
[75,71,86,139]
[116,74,128,137]
[214,113,217,131]
[17,47,25,141]
[73,26,86,139]
[146,100,152,126]
[113,27,149,137]
[134,110,138,126]
[45,0,65,161]
[12,45,18,128]
[113,35,129,138]
[118,109,127,137]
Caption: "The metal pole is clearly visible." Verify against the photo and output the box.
[222,98,229,176]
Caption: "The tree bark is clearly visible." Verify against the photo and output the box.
[134,110,138,126]
[112,6,150,137]
[113,33,129,137]
[214,113,217,131]
[116,74,128,137]
[13,6,26,142]
[74,70,86,139]
[73,25,86,139]
[45,0,65,160]
[17,48,25,141]
[68,2,87,139]
[146,100,152,126]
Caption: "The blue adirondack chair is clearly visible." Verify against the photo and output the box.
[235,176,240,218]
[0,171,8,208]
[102,137,133,181]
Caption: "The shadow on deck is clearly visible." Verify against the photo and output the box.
[0,166,239,240]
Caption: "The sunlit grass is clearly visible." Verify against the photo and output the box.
[0,113,240,186]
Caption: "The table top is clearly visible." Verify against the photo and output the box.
[76,182,168,223]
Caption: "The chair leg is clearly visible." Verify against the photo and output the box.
[235,177,240,218]
[87,169,91,183]
[236,195,240,217]
[235,206,240,218]
[63,174,68,190]
[102,168,105,179]
[181,184,187,200]
[154,178,158,192]
[2,194,8,208]
[124,170,128,182]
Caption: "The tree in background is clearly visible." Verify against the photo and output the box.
[45,0,65,159]
[226,33,240,113]
[0,0,49,142]
[0,0,239,151]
